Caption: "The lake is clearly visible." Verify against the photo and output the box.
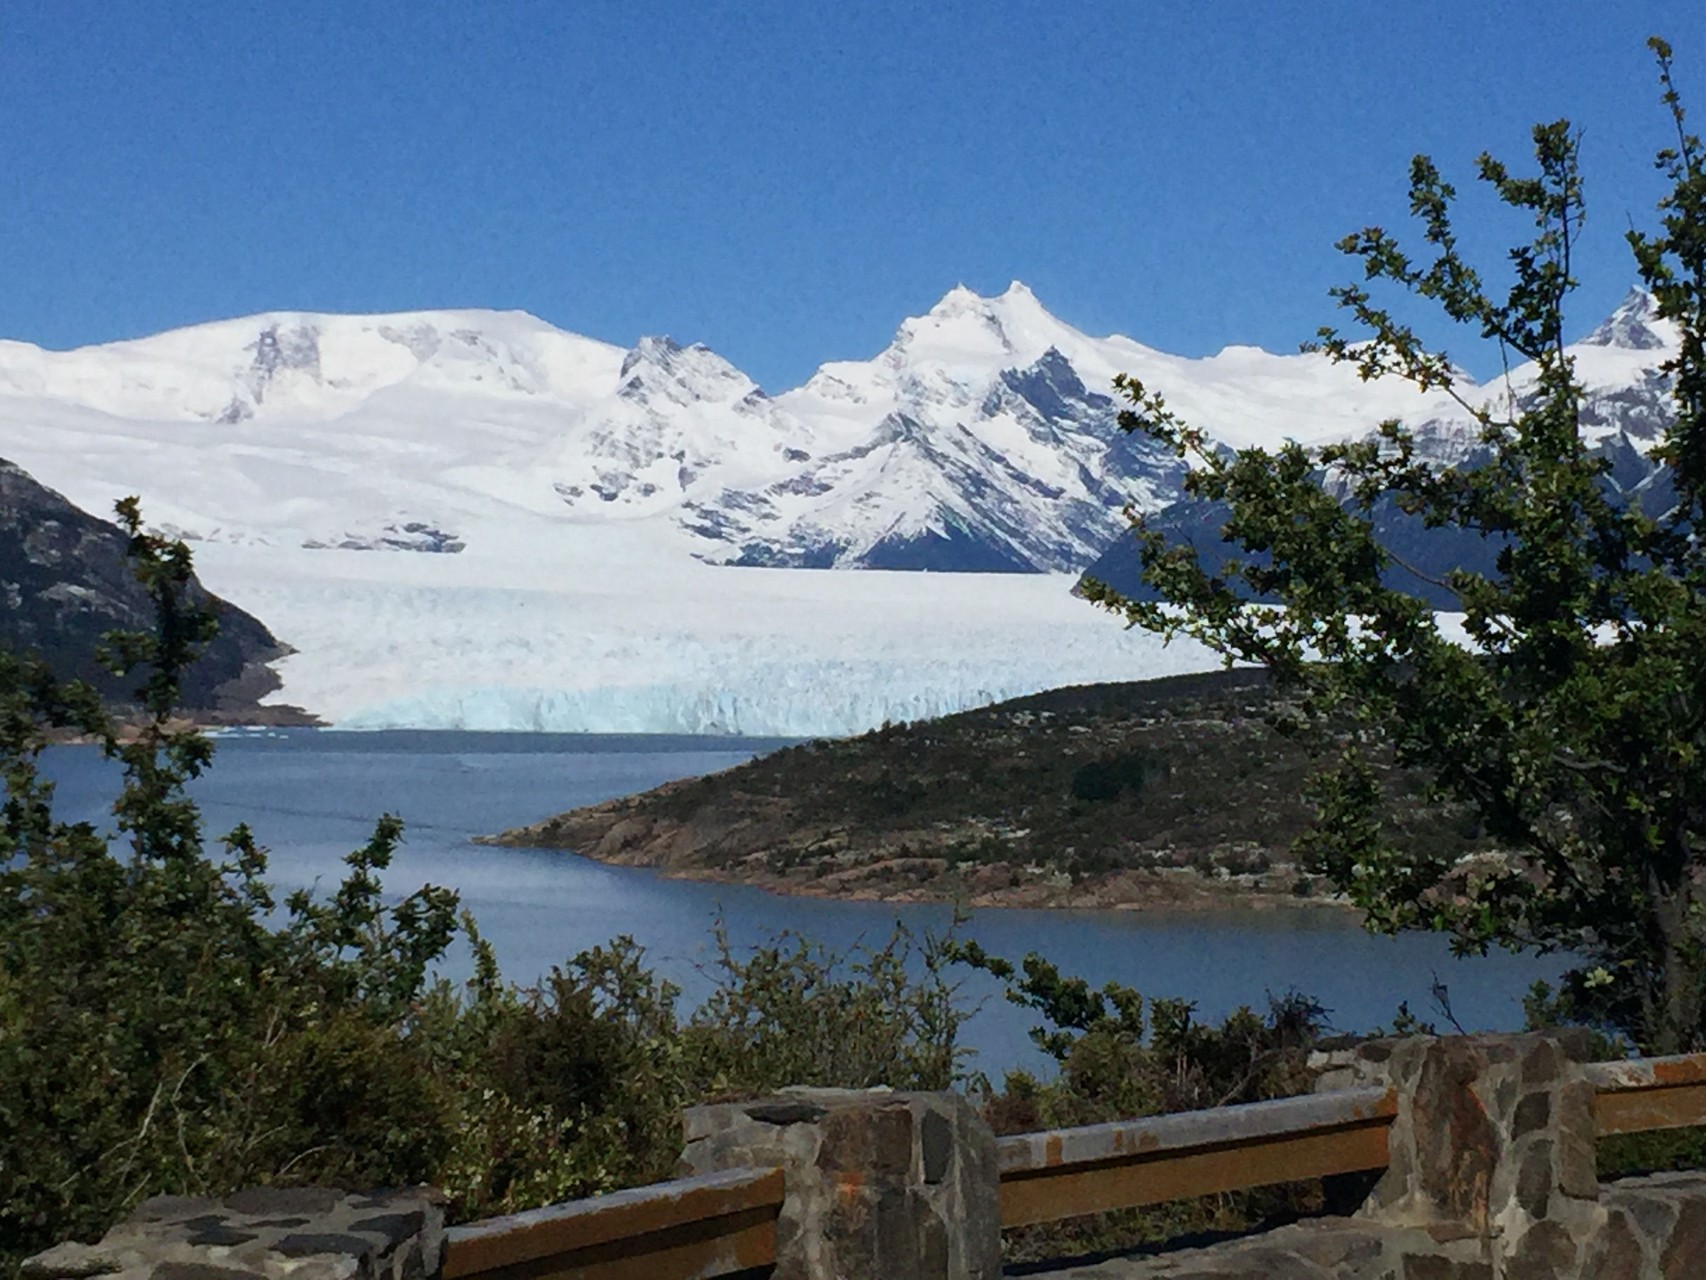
[40,728,1565,1075]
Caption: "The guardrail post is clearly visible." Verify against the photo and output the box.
[1315,1031,1602,1272]
[678,1087,1000,1280]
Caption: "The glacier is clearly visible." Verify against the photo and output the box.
[0,283,1678,736]
[338,662,1153,738]
[190,542,1224,736]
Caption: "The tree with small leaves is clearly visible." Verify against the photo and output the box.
[0,503,465,1263]
[1083,39,1706,1055]
[0,511,983,1266]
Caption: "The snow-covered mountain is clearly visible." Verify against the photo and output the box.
[2,284,1667,576]
[0,284,1679,733]
[1081,288,1684,608]
[0,283,1484,575]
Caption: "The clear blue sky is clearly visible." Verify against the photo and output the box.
[1,1,1702,390]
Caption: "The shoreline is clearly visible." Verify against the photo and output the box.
[477,826,1357,915]
[44,703,324,745]
[625,859,1360,914]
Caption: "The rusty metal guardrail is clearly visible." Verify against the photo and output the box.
[995,1085,1399,1228]
[442,1165,784,1280]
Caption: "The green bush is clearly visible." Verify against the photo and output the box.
[0,508,465,1263]
[685,921,964,1097]
[1069,752,1155,804]
[950,940,1329,1263]
[0,507,977,1272]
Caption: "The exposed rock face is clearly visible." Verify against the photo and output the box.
[0,457,295,713]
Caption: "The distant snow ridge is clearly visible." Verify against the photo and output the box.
[0,285,1674,576]
[0,283,1681,733]
[0,284,1487,574]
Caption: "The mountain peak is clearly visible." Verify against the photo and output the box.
[619,334,685,378]
[617,334,760,407]
[1582,288,1668,351]
[927,284,985,317]
[926,280,1041,317]
[875,282,1092,403]
[904,281,1061,347]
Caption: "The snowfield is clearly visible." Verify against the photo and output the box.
[0,284,1675,734]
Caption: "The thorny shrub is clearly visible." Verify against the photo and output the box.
[951,940,1330,1264]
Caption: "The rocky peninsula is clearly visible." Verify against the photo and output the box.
[483,670,1472,911]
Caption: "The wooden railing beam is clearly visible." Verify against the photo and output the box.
[1588,1051,1706,1137]
[995,1086,1397,1229]
[436,1049,1706,1278]
[442,1166,784,1280]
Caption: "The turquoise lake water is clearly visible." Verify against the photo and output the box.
[41,728,1565,1075]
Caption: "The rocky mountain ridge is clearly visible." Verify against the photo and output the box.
[0,458,306,715]
[1082,290,1682,607]
[4,283,1662,578]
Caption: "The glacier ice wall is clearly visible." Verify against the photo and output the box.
[191,545,1225,737]
[333,659,1197,737]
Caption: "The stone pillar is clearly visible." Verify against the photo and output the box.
[1318,1032,1604,1275]
[678,1086,1001,1280]
[22,1187,444,1280]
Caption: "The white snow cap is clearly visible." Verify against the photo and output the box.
[0,284,1675,732]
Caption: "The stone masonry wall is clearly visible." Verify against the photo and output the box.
[678,1085,1001,1280]
[1045,1033,1706,1279]
[22,1187,444,1280]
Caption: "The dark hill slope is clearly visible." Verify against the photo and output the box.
[485,669,1473,910]
[1079,432,1672,609]
[1,457,301,714]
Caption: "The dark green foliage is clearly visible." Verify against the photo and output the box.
[1085,42,1706,1055]
[1070,751,1156,803]
[950,940,1323,1109]
[686,922,964,1097]
[1596,1125,1706,1183]
[952,940,1329,1263]
[0,504,979,1271]
[0,506,463,1264]
[403,928,694,1218]
[486,948,683,1139]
